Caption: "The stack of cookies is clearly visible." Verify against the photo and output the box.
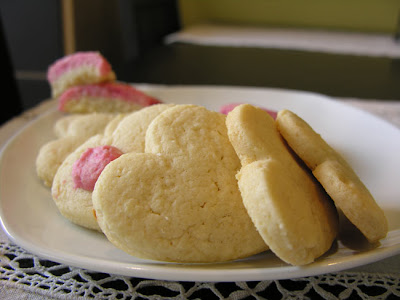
[47,51,161,113]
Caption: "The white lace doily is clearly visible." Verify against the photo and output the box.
[1,242,399,299]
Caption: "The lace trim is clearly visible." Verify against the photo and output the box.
[1,242,399,299]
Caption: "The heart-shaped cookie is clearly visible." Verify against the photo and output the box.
[92,105,268,262]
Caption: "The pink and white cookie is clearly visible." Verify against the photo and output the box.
[51,104,174,231]
[58,82,162,113]
[72,145,123,191]
[36,113,118,187]
[47,51,116,98]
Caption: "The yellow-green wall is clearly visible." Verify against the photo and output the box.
[178,0,400,33]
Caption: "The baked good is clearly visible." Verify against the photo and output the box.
[110,104,174,152]
[36,136,86,187]
[220,103,277,119]
[92,104,268,262]
[37,113,117,187]
[276,109,388,243]
[58,82,162,113]
[54,113,116,138]
[72,145,123,191]
[47,51,116,98]
[54,115,82,138]
[226,104,338,265]
[50,104,173,231]
[52,135,111,231]
[103,114,127,136]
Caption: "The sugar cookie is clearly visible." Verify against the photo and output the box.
[226,104,338,265]
[47,51,116,98]
[52,135,110,231]
[37,113,117,187]
[93,104,268,262]
[220,103,277,119]
[276,109,388,242]
[111,104,175,152]
[35,114,118,187]
[58,82,162,113]
[54,115,82,138]
[51,104,174,231]
[36,136,85,187]
[54,113,115,139]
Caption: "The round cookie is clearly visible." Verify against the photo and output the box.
[92,104,268,263]
[52,135,110,231]
[110,104,175,152]
[226,104,338,266]
[54,113,116,139]
[54,115,82,138]
[50,104,174,231]
[37,113,118,187]
[103,114,127,136]
[276,109,388,243]
[36,136,87,187]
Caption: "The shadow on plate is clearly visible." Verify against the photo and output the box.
[337,209,380,251]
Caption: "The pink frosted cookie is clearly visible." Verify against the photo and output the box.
[72,145,123,191]
[220,103,277,119]
[58,82,162,113]
[51,104,173,231]
[47,51,116,98]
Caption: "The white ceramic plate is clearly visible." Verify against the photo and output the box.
[1,85,399,282]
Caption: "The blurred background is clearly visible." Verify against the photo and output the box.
[1,0,400,123]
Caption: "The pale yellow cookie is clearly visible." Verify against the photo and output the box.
[54,113,116,139]
[226,104,338,266]
[51,104,173,231]
[110,104,175,152]
[93,104,268,263]
[37,113,119,187]
[54,115,81,138]
[103,114,127,136]
[36,136,87,187]
[276,109,388,242]
[52,135,109,231]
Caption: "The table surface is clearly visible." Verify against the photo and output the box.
[1,41,400,299]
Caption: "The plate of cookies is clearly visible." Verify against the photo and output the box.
[0,52,399,282]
